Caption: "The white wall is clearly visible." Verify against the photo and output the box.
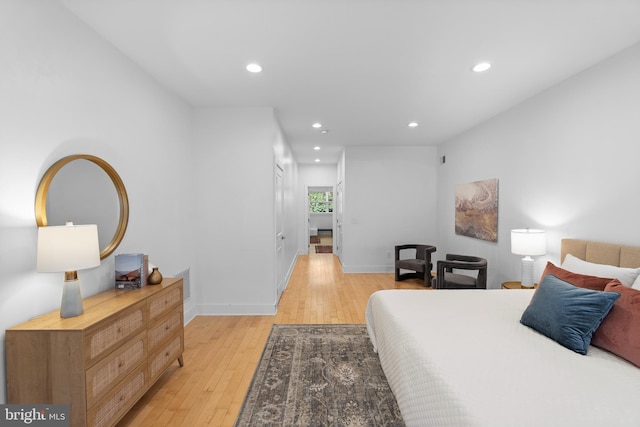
[436,42,640,288]
[192,107,298,314]
[341,146,439,272]
[309,213,332,230]
[0,1,195,403]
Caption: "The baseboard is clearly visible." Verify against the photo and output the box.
[183,302,198,325]
[278,250,299,298]
[341,264,395,273]
[196,303,277,316]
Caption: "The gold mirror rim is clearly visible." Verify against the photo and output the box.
[34,154,129,260]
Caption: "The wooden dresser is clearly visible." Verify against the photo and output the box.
[6,278,184,427]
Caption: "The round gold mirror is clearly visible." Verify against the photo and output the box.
[35,154,129,259]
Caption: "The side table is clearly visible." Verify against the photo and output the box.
[501,281,537,289]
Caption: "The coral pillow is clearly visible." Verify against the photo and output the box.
[592,280,640,367]
[540,262,612,291]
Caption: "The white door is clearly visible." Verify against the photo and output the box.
[306,189,311,254]
[336,181,344,259]
[275,165,286,299]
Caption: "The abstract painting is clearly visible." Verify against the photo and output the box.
[455,178,498,242]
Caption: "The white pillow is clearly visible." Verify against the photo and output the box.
[562,253,640,287]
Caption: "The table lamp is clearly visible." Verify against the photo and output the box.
[37,222,100,318]
[511,229,546,289]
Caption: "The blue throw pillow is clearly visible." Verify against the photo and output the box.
[520,274,620,354]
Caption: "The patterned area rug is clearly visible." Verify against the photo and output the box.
[315,245,332,253]
[310,236,321,244]
[235,324,404,427]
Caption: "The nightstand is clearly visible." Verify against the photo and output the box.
[501,281,537,289]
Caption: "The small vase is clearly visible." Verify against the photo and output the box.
[148,267,163,285]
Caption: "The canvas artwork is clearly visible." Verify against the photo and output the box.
[455,178,498,242]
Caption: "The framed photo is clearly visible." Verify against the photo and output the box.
[455,178,498,242]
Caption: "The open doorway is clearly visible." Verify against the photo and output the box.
[308,186,334,254]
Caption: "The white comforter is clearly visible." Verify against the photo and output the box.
[365,289,640,427]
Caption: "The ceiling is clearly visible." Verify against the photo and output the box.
[60,0,640,164]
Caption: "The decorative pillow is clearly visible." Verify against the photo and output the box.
[562,253,640,287]
[520,274,620,355]
[591,280,640,367]
[540,262,612,291]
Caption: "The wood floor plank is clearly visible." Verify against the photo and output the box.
[117,253,429,426]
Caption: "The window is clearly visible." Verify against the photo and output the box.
[309,191,333,213]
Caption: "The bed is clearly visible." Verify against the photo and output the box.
[366,239,640,426]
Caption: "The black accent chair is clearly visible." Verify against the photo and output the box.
[395,244,437,287]
[432,254,487,289]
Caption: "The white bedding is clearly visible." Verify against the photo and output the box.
[365,289,640,427]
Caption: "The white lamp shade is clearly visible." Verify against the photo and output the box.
[37,224,100,272]
[511,229,546,256]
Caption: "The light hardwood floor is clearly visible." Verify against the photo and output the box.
[118,253,428,426]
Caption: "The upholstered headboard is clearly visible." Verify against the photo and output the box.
[561,239,640,268]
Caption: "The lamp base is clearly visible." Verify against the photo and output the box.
[520,256,535,289]
[61,278,84,318]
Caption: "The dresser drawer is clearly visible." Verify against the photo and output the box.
[148,334,183,382]
[85,302,146,366]
[148,285,182,323]
[88,367,147,427]
[148,309,183,351]
[86,331,147,408]
[6,278,183,427]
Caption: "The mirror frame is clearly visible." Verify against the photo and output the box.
[35,154,129,260]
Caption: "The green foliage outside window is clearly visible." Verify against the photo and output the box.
[309,191,333,213]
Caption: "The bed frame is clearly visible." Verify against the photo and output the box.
[561,238,640,267]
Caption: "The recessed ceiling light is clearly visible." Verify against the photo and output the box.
[320,129,329,134]
[312,123,322,128]
[314,146,321,150]
[246,63,262,73]
[314,158,321,162]
[408,122,418,128]
[472,62,491,72]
